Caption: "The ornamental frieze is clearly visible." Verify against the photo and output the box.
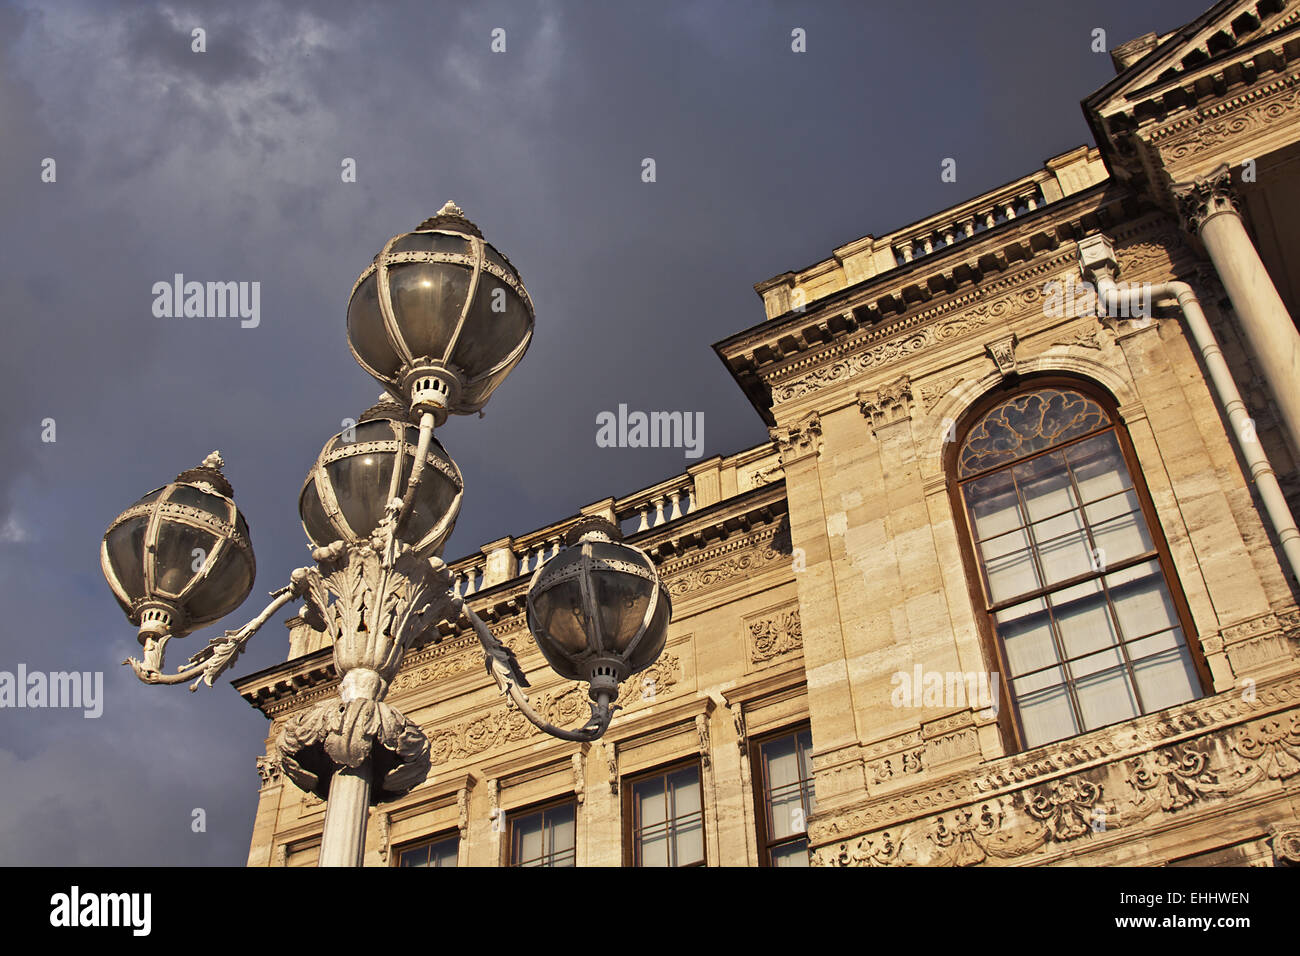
[767,284,1045,406]
[662,523,792,598]
[813,710,1300,866]
[807,677,1300,844]
[423,652,680,765]
[1152,79,1300,165]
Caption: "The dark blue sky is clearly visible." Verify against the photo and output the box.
[0,0,1211,864]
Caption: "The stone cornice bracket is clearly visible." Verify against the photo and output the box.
[457,785,470,840]
[857,375,913,436]
[572,748,587,804]
[1171,163,1240,236]
[487,778,501,837]
[985,333,1019,379]
[770,412,822,465]
[376,810,391,863]
[605,741,619,794]
[696,713,712,769]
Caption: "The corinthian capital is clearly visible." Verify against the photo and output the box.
[1171,163,1240,235]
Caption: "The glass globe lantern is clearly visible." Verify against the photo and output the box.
[346,201,535,424]
[101,452,256,644]
[299,395,464,555]
[526,516,671,704]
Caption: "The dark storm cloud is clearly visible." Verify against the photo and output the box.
[0,0,1213,863]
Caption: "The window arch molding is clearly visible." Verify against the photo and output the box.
[918,353,1139,473]
[943,373,1210,753]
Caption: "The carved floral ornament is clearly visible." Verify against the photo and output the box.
[747,605,802,663]
[814,710,1300,866]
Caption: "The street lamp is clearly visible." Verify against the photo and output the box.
[101,202,671,866]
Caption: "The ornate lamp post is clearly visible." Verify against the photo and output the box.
[101,202,672,866]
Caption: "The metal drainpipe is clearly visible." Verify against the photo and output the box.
[1076,235,1300,587]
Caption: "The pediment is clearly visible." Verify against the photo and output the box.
[1087,0,1300,119]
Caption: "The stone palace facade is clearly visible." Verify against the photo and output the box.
[242,0,1300,866]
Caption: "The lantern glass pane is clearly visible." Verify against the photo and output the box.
[168,485,230,521]
[404,459,459,549]
[345,420,395,447]
[484,244,520,282]
[453,281,531,382]
[187,547,253,621]
[533,579,590,656]
[106,515,150,599]
[593,569,653,653]
[391,233,470,256]
[347,272,401,377]
[387,262,472,361]
[153,522,218,597]
[627,589,670,673]
[299,480,336,546]
[325,453,395,540]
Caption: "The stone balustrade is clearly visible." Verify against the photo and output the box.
[891,184,1045,266]
[429,442,783,601]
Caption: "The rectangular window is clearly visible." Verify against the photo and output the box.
[396,833,458,867]
[752,725,815,867]
[624,761,705,867]
[508,798,576,867]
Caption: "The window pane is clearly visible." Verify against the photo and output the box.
[1085,490,1152,564]
[963,471,1022,540]
[636,775,667,829]
[1127,632,1199,712]
[979,527,1039,603]
[762,737,805,840]
[1052,578,1118,661]
[1107,561,1179,640]
[771,840,810,867]
[1017,680,1076,747]
[548,805,576,868]
[997,598,1056,678]
[958,389,1110,476]
[514,815,543,866]
[399,835,457,867]
[1066,432,1128,503]
[1070,645,1138,730]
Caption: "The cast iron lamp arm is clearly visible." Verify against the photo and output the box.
[454,596,617,742]
[124,568,314,691]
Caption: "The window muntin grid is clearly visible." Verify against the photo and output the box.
[397,833,458,867]
[957,388,1201,749]
[509,800,576,868]
[756,728,815,867]
[628,763,705,867]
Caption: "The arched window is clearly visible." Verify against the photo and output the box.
[950,381,1207,750]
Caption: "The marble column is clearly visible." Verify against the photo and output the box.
[1174,164,1300,459]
